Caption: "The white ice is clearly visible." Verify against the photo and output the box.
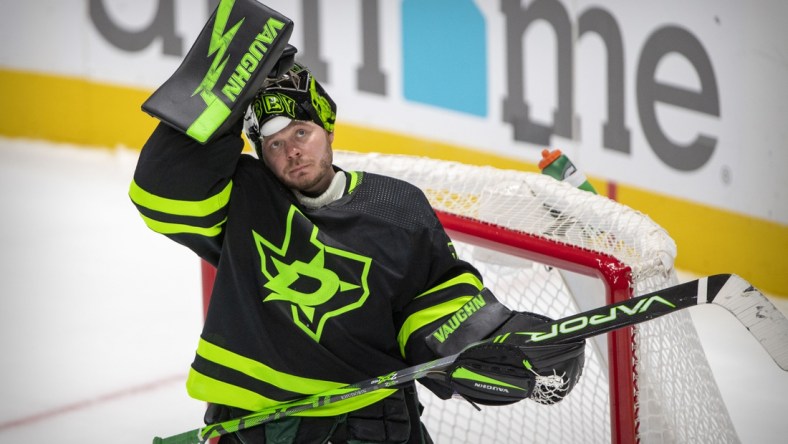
[0,137,786,443]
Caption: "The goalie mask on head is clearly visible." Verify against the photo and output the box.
[243,63,337,159]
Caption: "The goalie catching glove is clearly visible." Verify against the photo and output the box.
[424,289,585,406]
[447,331,585,406]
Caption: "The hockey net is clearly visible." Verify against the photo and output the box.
[332,151,739,444]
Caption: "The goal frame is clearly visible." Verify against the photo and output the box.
[435,210,637,444]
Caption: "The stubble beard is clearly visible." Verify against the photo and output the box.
[284,150,334,196]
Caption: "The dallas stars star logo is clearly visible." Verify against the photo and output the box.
[253,205,372,342]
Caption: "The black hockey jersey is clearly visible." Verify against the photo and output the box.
[130,122,484,415]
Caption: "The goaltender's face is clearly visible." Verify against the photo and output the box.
[261,120,335,197]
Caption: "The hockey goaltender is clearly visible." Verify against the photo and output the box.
[130,1,584,442]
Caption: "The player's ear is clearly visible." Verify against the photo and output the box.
[328,131,335,145]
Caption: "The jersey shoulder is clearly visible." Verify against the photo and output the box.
[344,171,438,230]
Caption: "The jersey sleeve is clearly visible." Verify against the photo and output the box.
[395,257,486,360]
[391,206,503,358]
[392,211,515,399]
[128,121,245,265]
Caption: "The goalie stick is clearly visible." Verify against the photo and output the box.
[153,273,788,444]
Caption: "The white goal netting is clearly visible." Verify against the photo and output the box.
[334,151,738,444]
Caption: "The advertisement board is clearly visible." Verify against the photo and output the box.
[1,0,785,294]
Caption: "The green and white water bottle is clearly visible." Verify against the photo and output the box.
[538,149,597,194]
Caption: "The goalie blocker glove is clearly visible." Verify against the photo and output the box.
[426,289,585,406]
[142,0,296,144]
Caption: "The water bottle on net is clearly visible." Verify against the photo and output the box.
[538,149,597,194]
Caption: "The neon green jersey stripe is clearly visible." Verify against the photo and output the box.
[187,368,279,411]
[187,367,397,415]
[128,179,232,217]
[347,171,361,194]
[416,272,483,299]
[138,213,225,237]
[197,339,345,395]
[397,295,474,358]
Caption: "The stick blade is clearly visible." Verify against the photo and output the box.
[710,274,788,371]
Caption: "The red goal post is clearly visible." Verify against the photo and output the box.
[436,210,637,443]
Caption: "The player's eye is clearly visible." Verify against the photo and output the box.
[267,140,283,151]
